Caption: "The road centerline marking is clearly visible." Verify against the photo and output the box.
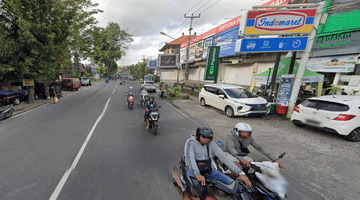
[112,89,115,94]
[49,98,111,200]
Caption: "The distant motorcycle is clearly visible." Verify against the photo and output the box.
[0,104,14,121]
[105,79,109,83]
[140,89,149,104]
[119,78,123,85]
[147,106,161,135]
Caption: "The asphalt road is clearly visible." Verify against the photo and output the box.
[0,80,323,200]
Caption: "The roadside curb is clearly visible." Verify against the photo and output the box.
[12,82,100,117]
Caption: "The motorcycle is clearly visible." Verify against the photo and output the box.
[216,141,288,200]
[140,89,149,104]
[172,155,252,200]
[147,106,161,135]
[105,79,109,83]
[127,94,135,109]
[119,78,123,85]
[0,104,14,121]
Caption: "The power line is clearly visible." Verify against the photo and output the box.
[199,0,221,14]
[192,0,212,14]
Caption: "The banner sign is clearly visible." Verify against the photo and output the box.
[260,0,290,10]
[276,74,295,106]
[195,41,204,61]
[180,47,187,63]
[239,9,316,35]
[146,59,158,69]
[189,43,196,62]
[213,26,241,58]
[312,31,360,52]
[23,79,34,87]
[202,37,213,60]
[304,54,359,73]
[158,54,178,68]
[235,36,308,53]
[204,46,220,81]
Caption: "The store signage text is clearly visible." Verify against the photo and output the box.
[255,12,306,31]
[314,32,351,44]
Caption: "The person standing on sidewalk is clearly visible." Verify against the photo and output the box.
[224,123,284,180]
[49,85,57,103]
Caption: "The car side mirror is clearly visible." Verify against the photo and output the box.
[219,94,225,99]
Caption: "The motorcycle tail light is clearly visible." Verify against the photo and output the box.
[333,114,356,121]
[294,106,300,113]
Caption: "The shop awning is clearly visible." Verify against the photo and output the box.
[254,52,324,83]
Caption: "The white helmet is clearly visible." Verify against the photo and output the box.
[234,123,252,136]
[129,86,133,90]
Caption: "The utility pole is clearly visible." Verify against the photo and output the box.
[286,2,325,118]
[183,14,200,84]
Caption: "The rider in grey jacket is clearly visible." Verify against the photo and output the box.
[184,127,251,187]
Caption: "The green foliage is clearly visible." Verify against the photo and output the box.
[326,84,342,95]
[199,84,205,90]
[173,87,182,98]
[91,22,133,76]
[351,89,359,96]
[110,62,118,74]
[127,62,155,80]
[95,66,105,76]
[74,72,80,78]
[86,73,91,79]
[159,82,164,87]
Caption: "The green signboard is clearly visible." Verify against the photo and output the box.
[204,46,220,82]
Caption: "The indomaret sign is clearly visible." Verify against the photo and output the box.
[239,9,316,35]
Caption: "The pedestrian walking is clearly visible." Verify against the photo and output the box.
[49,85,57,103]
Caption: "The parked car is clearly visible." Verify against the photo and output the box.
[291,95,360,142]
[80,77,91,86]
[130,75,135,81]
[140,81,157,92]
[199,84,270,117]
[62,78,81,91]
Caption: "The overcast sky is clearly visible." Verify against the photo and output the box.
[90,0,268,66]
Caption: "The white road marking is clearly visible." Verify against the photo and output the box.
[112,89,115,94]
[116,85,118,88]
[163,100,200,126]
[49,98,111,200]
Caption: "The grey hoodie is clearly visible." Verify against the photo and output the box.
[184,135,243,176]
[224,130,277,161]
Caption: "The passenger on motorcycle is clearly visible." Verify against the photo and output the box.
[126,86,135,105]
[145,96,159,129]
[184,127,251,187]
[142,96,149,122]
[223,123,284,180]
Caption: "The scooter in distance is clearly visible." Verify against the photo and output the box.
[119,78,123,85]
[0,104,14,121]
[147,106,161,135]
[140,89,149,104]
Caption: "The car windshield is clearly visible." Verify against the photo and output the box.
[224,88,257,98]
[145,82,154,84]
[82,78,87,81]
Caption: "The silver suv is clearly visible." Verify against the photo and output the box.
[80,78,90,86]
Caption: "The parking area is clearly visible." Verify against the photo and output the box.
[171,97,360,200]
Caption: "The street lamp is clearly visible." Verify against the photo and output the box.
[160,32,175,40]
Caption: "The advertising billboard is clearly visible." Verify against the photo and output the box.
[202,37,213,60]
[204,46,220,81]
[158,54,178,68]
[213,26,240,58]
[235,36,308,53]
[312,31,360,52]
[195,41,204,61]
[145,60,158,69]
[239,9,316,35]
[276,74,295,106]
[304,54,359,73]
[189,43,196,62]
[180,47,187,63]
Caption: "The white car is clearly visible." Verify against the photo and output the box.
[140,81,157,92]
[199,84,270,117]
[291,95,360,142]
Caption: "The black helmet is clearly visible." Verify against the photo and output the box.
[196,126,214,141]
[149,96,155,100]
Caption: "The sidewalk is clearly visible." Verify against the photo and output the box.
[12,82,100,116]
[171,98,360,200]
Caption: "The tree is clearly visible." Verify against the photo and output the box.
[0,0,74,102]
[92,22,133,76]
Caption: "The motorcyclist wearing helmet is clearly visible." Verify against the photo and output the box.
[184,127,251,187]
[142,95,149,122]
[224,123,284,179]
[126,86,135,105]
[145,96,159,129]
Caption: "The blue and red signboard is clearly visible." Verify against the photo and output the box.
[240,9,317,35]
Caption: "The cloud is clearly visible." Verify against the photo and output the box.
[90,0,266,66]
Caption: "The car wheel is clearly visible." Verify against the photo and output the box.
[292,121,305,127]
[225,106,234,118]
[345,127,360,142]
[200,98,207,106]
